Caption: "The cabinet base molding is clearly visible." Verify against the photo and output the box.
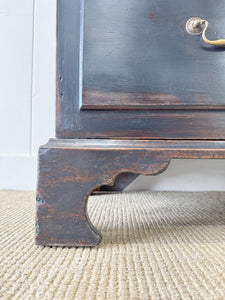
[35,139,225,247]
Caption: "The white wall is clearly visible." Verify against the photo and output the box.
[0,0,55,190]
[0,0,225,191]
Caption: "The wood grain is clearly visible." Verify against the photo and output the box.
[82,88,225,110]
[36,139,225,247]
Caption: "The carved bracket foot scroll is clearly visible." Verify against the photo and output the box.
[36,139,225,247]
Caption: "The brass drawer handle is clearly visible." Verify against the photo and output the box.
[186,17,225,46]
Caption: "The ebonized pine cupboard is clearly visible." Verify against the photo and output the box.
[36,0,225,247]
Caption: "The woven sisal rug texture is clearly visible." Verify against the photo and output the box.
[1,190,225,299]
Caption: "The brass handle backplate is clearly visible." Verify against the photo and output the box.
[186,17,225,46]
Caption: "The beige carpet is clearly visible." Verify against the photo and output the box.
[1,190,225,300]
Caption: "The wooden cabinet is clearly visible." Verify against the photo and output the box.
[36,0,225,247]
[57,0,225,139]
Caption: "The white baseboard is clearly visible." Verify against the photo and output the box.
[0,156,37,191]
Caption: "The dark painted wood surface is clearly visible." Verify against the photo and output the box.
[56,0,225,139]
[36,139,225,247]
[38,2,225,248]
[99,172,139,192]
[82,0,225,110]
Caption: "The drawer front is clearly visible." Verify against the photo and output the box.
[82,0,225,110]
[56,0,225,139]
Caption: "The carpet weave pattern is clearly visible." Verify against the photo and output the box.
[1,190,225,299]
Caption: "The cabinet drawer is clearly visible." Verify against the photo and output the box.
[82,0,225,110]
[56,0,225,139]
